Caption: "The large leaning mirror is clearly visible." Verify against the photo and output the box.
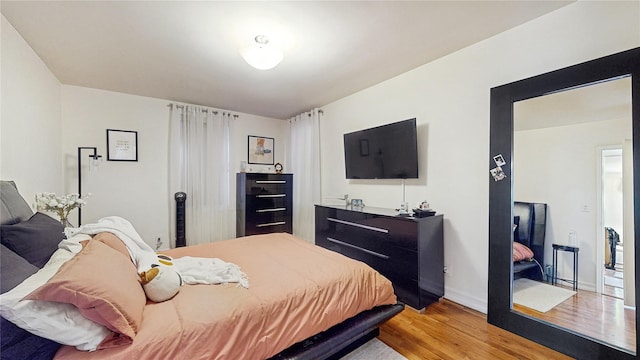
[488,47,640,359]
[513,77,634,352]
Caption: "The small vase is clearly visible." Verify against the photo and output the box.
[59,216,71,228]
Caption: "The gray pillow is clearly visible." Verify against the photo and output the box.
[0,213,64,268]
[0,181,34,226]
[1,244,39,293]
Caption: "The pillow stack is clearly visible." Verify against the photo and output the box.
[1,212,67,357]
[0,227,149,352]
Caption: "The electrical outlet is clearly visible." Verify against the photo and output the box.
[155,236,163,250]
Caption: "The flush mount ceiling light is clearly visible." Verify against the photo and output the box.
[241,35,283,70]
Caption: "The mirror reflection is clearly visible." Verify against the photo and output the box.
[512,77,635,353]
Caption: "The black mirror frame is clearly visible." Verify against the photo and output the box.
[488,47,640,359]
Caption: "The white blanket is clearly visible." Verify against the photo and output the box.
[65,216,249,288]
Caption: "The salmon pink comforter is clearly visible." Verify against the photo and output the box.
[54,233,396,360]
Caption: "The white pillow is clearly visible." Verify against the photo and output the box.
[0,234,111,351]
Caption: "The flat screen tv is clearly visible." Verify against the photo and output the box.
[344,118,418,179]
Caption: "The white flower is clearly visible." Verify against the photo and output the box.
[34,192,90,222]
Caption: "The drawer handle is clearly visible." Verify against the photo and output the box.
[257,194,286,198]
[326,237,389,259]
[256,180,286,184]
[256,208,287,213]
[257,221,286,228]
[327,217,389,233]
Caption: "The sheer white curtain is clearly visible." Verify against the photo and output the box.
[168,105,234,246]
[288,109,322,242]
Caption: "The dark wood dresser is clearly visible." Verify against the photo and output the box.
[236,173,293,237]
[315,204,443,310]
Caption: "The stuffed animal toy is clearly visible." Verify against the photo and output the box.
[138,254,183,302]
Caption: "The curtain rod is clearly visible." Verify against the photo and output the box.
[307,109,323,116]
[167,103,239,118]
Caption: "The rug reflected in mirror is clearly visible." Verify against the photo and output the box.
[341,338,407,360]
[513,278,576,313]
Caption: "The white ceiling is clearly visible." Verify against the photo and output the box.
[1,1,573,119]
[514,77,632,131]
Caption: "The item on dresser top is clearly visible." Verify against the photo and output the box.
[399,201,409,213]
[350,198,364,207]
[412,208,436,218]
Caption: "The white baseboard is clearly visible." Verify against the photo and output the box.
[443,287,487,314]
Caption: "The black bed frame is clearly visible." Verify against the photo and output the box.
[270,303,405,360]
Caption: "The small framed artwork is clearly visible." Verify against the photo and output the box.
[107,129,138,161]
[248,135,274,165]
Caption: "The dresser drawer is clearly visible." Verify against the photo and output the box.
[247,193,289,207]
[324,212,418,252]
[321,227,417,276]
[317,235,418,282]
[247,208,290,226]
[245,175,291,195]
[246,182,290,196]
[326,216,417,257]
[248,221,291,235]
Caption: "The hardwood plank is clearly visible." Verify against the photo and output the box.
[379,299,572,360]
[513,286,635,352]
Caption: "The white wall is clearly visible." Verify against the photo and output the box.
[1,15,63,203]
[514,118,630,291]
[230,115,289,175]
[2,10,288,246]
[319,1,639,312]
[61,86,170,245]
[61,86,288,247]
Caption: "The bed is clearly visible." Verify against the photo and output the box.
[0,180,404,359]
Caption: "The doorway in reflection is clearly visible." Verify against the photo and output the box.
[602,148,624,299]
[512,77,635,352]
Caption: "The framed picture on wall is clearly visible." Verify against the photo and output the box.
[248,135,274,165]
[107,129,138,161]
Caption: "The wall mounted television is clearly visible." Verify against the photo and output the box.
[344,118,419,179]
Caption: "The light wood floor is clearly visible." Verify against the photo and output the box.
[514,285,636,352]
[378,299,572,359]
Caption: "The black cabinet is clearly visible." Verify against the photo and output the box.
[236,173,293,236]
[315,205,443,310]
